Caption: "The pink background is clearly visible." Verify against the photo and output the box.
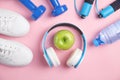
[0,0,120,80]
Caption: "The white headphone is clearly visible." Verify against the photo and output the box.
[42,23,87,68]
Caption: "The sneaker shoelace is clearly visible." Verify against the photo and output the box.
[0,16,16,32]
[0,42,17,60]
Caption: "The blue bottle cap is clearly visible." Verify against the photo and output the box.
[52,5,68,16]
[93,39,100,47]
[93,37,105,47]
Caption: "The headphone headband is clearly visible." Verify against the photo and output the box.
[42,23,87,68]
[48,23,83,35]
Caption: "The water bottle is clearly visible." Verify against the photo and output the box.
[93,20,120,47]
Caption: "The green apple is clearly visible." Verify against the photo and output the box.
[54,30,75,50]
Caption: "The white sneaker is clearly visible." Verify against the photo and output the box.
[0,38,33,66]
[0,8,30,37]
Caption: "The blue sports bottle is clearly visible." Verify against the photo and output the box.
[93,20,120,46]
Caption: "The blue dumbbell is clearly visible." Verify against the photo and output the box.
[49,0,68,16]
[19,0,46,20]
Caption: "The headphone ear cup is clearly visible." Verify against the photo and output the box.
[66,48,82,67]
[46,47,60,67]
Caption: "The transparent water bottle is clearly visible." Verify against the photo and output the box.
[93,20,120,47]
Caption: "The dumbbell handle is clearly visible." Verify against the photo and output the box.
[19,0,36,12]
[50,0,60,8]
